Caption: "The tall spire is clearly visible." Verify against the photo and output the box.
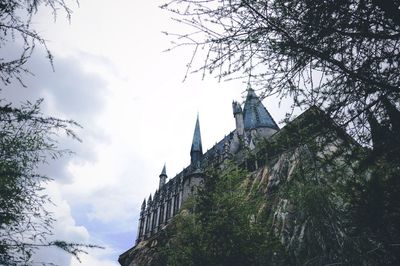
[190,114,203,166]
[159,163,167,189]
[160,164,167,176]
[141,199,146,211]
[243,88,279,130]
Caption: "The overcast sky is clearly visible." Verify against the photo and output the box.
[2,1,291,264]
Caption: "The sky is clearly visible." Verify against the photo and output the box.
[2,1,290,265]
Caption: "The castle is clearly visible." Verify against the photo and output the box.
[119,86,369,266]
[121,88,280,254]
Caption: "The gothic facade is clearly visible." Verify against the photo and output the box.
[133,88,279,245]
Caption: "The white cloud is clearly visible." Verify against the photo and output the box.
[70,248,119,266]
[32,182,90,266]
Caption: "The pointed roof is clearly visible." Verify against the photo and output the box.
[190,114,203,154]
[243,88,279,130]
[160,164,167,177]
[141,199,146,210]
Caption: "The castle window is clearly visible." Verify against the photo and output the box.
[159,204,164,225]
[151,210,157,232]
[173,194,180,215]
[166,200,171,220]
[173,197,176,215]
[145,214,150,234]
[139,217,144,238]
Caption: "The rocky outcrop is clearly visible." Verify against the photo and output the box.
[119,236,158,266]
[119,107,359,265]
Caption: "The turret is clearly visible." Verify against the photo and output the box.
[242,88,279,132]
[190,114,203,168]
[147,194,152,210]
[159,164,167,189]
[136,198,147,244]
[232,101,244,136]
[141,199,146,212]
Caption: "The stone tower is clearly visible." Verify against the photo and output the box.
[190,114,203,168]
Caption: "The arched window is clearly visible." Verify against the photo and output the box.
[166,200,171,220]
[151,210,157,232]
[158,204,164,225]
[139,217,145,238]
[173,194,180,215]
[145,213,151,234]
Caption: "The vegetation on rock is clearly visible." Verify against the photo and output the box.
[152,111,400,265]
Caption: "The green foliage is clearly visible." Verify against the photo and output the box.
[0,100,102,265]
[344,156,400,265]
[0,1,102,264]
[154,163,288,266]
[51,241,104,263]
[194,165,266,265]
[273,131,400,265]
[162,0,400,152]
[159,0,400,263]
[153,123,400,265]
[0,99,90,264]
[0,0,74,86]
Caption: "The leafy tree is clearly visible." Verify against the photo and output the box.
[0,99,101,264]
[161,0,400,151]
[153,108,399,265]
[0,0,74,86]
[344,153,400,265]
[263,108,400,265]
[154,163,288,266]
[0,0,101,264]
[160,4,400,262]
